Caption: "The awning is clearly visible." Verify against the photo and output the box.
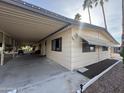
[79,35,111,47]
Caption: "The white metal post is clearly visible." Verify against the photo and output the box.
[12,39,16,58]
[1,32,5,66]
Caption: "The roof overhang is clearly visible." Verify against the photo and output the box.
[72,22,120,46]
[0,0,72,42]
[0,0,119,46]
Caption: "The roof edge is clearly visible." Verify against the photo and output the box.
[0,0,119,45]
[72,22,120,45]
[0,0,74,24]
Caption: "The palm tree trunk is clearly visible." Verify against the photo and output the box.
[122,0,124,47]
[88,7,91,24]
[101,4,107,30]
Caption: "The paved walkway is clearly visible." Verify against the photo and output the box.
[17,72,89,93]
[1,55,121,93]
[0,55,89,93]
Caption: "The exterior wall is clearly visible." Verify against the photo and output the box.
[5,36,12,45]
[0,32,13,46]
[40,26,116,70]
[41,27,72,70]
[0,31,15,65]
[71,37,99,69]
[71,27,112,69]
[99,47,111,60]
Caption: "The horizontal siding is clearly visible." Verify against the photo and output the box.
[99,47,110,60]
[0,32,13,45]
[71,28,112,69]
[5,36,12,45]
[41,28,72,70]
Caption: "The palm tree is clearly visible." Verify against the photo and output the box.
[83,0,93,24]
[74,13,81,21]
[120,0,124,64]
[122,0,124,47]
[93,0,108,30]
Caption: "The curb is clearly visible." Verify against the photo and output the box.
[77,60,121,93]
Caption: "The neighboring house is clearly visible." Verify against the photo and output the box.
[0,0,119,70]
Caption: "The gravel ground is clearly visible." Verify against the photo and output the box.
[83,62,124,93]
[82,59,117,79]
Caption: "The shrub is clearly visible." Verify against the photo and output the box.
[120,47,124,64]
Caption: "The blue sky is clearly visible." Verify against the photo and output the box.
[23,0,122,43]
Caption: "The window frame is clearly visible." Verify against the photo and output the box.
[82,40,96,52]
[51,37,62,52]
[102,46,108,51]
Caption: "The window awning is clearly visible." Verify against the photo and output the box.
[79,35,111,47]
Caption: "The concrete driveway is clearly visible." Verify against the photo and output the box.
[0,55,68,89]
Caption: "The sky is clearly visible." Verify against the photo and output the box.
[23,0,122,44]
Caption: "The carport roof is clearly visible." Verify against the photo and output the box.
[0,0,73,41]
[0,0,119,44]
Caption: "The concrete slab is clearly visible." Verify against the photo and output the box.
[18,72,89,93]
[0,55,68,90]
[77,68,88,73]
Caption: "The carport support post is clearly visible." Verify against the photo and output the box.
[12,39,16,58]
[1,32,5,66]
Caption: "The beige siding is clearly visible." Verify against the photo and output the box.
[0,32,13,45]
[71,27,113,69]
[41,27,72,70]
[99,47,111,60]
[41,26,117,70]
[71,35,99,69]
[5,36,12,45]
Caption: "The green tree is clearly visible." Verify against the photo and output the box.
[121,0,124,64]
[74,13,81,21]
[122,0,124,46]
[83,0,93,24]
[120,48,124,63]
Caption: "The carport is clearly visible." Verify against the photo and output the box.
[0,0,72,65]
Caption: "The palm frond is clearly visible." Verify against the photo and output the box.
[83,0,87,10]
[100,0,104,5]
[83,0,93,9]
[90,5,93,8]
[105,0,109,2]
[95,2,98,7]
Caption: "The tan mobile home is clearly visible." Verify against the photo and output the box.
[0,0,119,70]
